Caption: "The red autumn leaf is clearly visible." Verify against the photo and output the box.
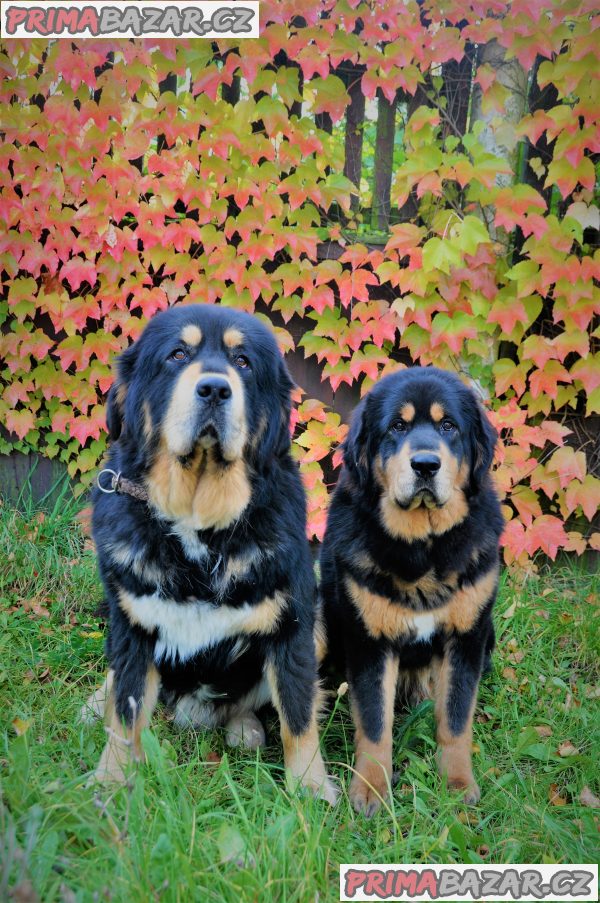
[5,409,35,440]
[337,268,379,306]
[524,515,569,560]
[60,258,97,292]
[304,284,335,315]
[546,447,587,490]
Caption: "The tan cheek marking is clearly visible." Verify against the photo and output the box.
[430,402,445,422]
[145,442,204,520]
[429,454,469,534]
[349,655,398,811]
[223,364,248,461]
[223,327,244,349]
[180,324,202,346]
[142,400,153,442]
[400,402,415,422]
[115,382,127,409]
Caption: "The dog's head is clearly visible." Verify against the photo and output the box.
[106,304,293,527]
[344,367,496,536]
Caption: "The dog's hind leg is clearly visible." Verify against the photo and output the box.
[225,712,265,749]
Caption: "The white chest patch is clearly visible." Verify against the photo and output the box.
[411,612,436,642]
[168,523,210,563]
[120,592,264,664]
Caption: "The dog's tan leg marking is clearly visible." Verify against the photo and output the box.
[349,654,399,817]
[265,663,338,805]
[433,656,480,804]
[80,670,114,725]
[92,665,160,786]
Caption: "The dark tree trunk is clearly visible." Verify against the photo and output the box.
[342,66,366,210]
[370,89,398,231]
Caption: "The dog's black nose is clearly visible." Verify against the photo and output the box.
[411,453,441,478]
[196,376,232,404]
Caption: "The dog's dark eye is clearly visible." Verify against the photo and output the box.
[441,419,456,432]
[169,348,188,362]
[234,354,250,370]
[390,419,407,433]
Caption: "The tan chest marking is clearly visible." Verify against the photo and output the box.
[346,565,498,641]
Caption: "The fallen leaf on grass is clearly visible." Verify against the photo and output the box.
[206,751,222,764]
[502,667,517,681]
[557,741,579,757]
[76,506,93,537]
[533,725,552,738]
[535,609,550,620]
[508,650,525,664]
[580,786,600,808]
[22,598,51,618]
[549,784,567,806]
[502,600,517,619]
[12,717,31,736]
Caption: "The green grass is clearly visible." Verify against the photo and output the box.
[1,495,599,902]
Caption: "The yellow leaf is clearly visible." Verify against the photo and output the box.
[12,717,31,736]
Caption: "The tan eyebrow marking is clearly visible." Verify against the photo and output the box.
[223,327,244,349]
[180,324,202,346]
[430,402,445,422]
[400,403,415,422]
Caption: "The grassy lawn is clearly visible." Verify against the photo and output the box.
[1,494,599,902]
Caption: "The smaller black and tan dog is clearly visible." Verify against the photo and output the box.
[321,367,503,815]
[84,303,336,804]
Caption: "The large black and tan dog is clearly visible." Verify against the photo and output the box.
[320,367,503,815]
[84,303,336,804]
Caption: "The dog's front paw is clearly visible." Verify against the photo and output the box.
[314,774,340,806]
[286,753,339,806]
[349,770,390,818]
[447,776,481,805]
[87,738,135,787]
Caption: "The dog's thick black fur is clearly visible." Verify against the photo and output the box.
[320,366,503,815]
[88,304,336,803]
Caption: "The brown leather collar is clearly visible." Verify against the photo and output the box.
[96,468,149,502]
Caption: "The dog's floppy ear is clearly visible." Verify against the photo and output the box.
[469,400,497,493]
[258,357,294,464]
[105,342,139,442]
[343,396,371,488]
